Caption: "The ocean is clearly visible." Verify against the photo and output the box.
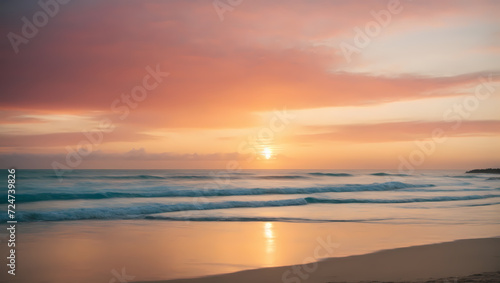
[4,169,500,224]
[1,169,500,282]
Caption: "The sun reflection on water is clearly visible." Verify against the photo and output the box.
[263,222,275,265]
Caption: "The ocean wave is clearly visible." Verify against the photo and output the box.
[39,174,168,180]
[144,215,386,223]
[304,194,500,204]
[403,188,498,193]
[448,175,484,179]
[5,182,435,203]
[308,172,352,177]
[104,175,166,179]
[370,173,410,177]
[8,198,309,222]
[256,175,307,179]
[461,201,500,207]
[31,174,312,180]
[30,174,243,180]
[167,175,218,180]
[7,194,500,222]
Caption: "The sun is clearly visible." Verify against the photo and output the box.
[263,147,272,160]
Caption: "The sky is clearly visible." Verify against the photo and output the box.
[0,0,499,170]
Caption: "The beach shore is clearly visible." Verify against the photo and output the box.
[137,237,500,283]
[6,220,500,283]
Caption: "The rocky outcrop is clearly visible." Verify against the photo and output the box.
[466,168,500,174]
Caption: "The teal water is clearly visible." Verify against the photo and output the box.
[1,169,499,224]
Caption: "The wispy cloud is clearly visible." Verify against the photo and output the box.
[1,0,498,168]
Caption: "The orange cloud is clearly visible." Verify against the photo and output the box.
[0,0,498,168]
[294,120,500,143]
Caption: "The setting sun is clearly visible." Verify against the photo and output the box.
[263,147,272,160]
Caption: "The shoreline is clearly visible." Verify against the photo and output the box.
[136,237,500,283]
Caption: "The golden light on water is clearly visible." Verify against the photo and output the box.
[264,222,274,239]
[264,222,276,266]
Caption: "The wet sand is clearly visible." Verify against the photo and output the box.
[138,238,500,283]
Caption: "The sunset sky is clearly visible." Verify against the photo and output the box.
[0,0,499,169]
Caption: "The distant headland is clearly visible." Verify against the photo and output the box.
[466,168,500,174]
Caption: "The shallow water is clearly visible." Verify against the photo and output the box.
[3,169,500,224]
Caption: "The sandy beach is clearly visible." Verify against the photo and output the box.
[5,217,500,283]
[137,237,500,283]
